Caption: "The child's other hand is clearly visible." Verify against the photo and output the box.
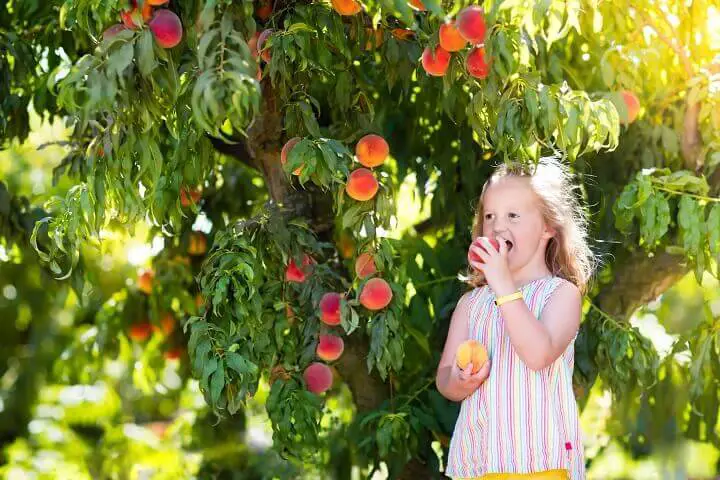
[452,357,491,391]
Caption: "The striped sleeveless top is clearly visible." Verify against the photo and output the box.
[445,276,585,479]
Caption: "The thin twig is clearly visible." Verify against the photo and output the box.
[634,6,693,78]
[650,183,720,203]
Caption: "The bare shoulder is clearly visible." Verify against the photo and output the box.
[550,278,582,303]
[540,279,583,326]
[455,288,478,313]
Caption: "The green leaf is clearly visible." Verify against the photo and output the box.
[210,359,225,406]
[707,204,720,257]
[201,355,218,393]
[299,101,321,137]
[613,183,638,233]
[224,351,247,377]
[639,194,669,247]
[107,42,135,80]
[656,170,709,195]
[136,30,155,77]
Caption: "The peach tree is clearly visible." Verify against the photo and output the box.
[2,0,720,477]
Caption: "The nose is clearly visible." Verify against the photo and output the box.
[492,229,508,239]
[491,219,509,235]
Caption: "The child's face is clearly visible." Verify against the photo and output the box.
[480,176,554,271]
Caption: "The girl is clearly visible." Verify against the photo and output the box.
[436,156,595,480]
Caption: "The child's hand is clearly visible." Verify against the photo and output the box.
[452,357,491,391]
[468,236,515,296]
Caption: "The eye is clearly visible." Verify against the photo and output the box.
[484,213,494,220]
[508,212,520,219]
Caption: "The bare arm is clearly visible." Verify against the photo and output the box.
[435,291,491,402]
[497,280,582,371]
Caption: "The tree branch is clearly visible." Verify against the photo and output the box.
[681,99,702,172]
[634,7,702,171]
[206,134,258,171]
[594,248,687,320]
[635,7,693,78]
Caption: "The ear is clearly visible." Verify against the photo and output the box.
[542,224,556,240]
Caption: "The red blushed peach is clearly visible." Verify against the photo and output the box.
[137,268,154,295]
[320,292,342,325]
[355,253,377,278]
[421,46,450,77]
[408,0,426,11]
[256,1,272,21]
[362,28,384,51]
[129,321,153,341]
[346,168,379,201]
[304,362,333,394]
[359,278,392,310]
[248,31,261,58]
[146,421,169,439]
[468,237,499,266]
[331,0,362,16]
[103,24,128,41]
[439,22,467,52]
[317,334,344,361]
[120,9,140,29]
[337,231,355,259]
[285,254,314,283]
[188,232,207,256]
[391,28,414,41]
[356,134,389,168]
[257,29,273,62]
[466,47,490,79]
[285,304,295,325]
[195,294,205,312]
[149,9,183,49]
[153,312,175,335]
[164,347,184,360]
[280,137,303,175]
[180,186,201,207]
[456,6,487,45]
[142,2,153,21]
[621,91,640,124]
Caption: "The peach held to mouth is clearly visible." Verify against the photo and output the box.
[468,238,514,265]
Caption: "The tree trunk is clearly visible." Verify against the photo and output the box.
[594,248,687,319]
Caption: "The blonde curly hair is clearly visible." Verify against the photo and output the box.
[466,156,597,295]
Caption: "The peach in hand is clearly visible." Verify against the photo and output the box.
[456,339,488,374]
[468,237,500,265]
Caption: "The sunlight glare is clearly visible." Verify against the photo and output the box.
[708,7,720,49]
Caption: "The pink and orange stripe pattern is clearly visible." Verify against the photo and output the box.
[445,276,585,479]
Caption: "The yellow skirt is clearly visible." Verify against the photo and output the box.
[458,469,569,480]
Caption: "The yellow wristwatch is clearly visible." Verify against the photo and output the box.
[495,291,523,306]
